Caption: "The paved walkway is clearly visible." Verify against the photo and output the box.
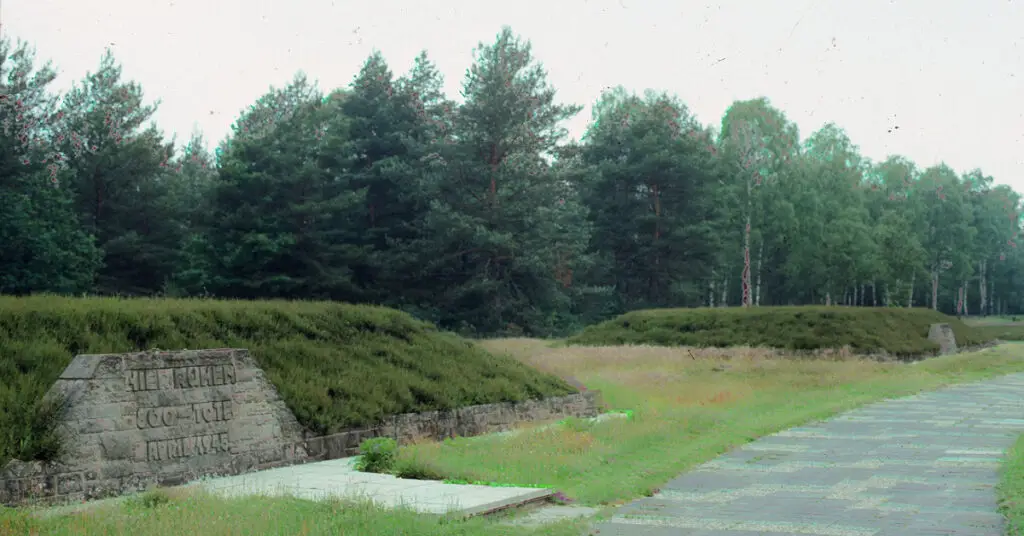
[595,373,1024,535]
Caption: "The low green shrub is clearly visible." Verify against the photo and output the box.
[567,306,993,357]
[0,388,67,465]
[356,437,398,473]
[0,295,576,466]
[392,450,446,480]
[127,488,173,509]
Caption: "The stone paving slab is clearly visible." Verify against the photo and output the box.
[595,373,1024,535]
[186,457,553,516]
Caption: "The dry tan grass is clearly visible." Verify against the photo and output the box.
[476,339,892,410]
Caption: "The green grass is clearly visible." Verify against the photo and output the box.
[0,490,589,536]
[9,340,1024,535]
[1000,433,1024,535]
[975,325,1024,341]
[393,340,1024,505]
[963,315,1024,326]
[0,295,575,466]
[565,306,991,357]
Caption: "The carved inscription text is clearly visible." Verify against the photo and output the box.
[146,433,230,461]
[128,361,238,462]
[137,400,234,429]
[126,364,236,392]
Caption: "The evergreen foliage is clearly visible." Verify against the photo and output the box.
[2,27,1023,332]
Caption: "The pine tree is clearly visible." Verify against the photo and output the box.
[56,48,181,294]
[416,27,588,334]
[0,37,100,294]
[206,73,368,299]
[580,88,722,311]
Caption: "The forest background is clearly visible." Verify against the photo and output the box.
[2,27,1021,337]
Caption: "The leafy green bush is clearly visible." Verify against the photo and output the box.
[128,488,173,509]
[356,437,398,473]
[0,295,576,466]
[567,306,994,357]
[0,388,67,465]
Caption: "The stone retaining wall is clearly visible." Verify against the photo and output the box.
[0,348,603,507]
[300,390,603,461]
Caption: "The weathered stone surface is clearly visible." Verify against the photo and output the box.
[928,323,958,355]
[0,349,308,506]
[0,348,603,507]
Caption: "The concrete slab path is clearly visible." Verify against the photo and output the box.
[185,456,553,517]
[595,373,1024,536]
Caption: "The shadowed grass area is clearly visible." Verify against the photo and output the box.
[565,306,992,357]
[394,340,1024,505]
[0,488,587,536]
[1000,433,1024,535]
[0,295,575,466]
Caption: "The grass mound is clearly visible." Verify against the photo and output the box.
[0,295,575,466]
[565,306,992,356]
[974,325,1024,342]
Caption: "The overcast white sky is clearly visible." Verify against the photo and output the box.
[5,0,1023,190]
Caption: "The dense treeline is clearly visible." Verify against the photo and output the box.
[2,27,1023,336]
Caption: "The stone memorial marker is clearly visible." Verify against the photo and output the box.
[927,323,958,355]
[0,348,308,504]
[1,348,604,507]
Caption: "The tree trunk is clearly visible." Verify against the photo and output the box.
[871,282,877,306]
[754,239,763,306]
[931,268,939,311]
[990,275,995,316]
[825,292,832,306]
[907,274,915,307]
[885,281,892,307]
[955,284,963,316]
[709,273,716,307]
[742,218,751,307]
[979,260,987,316]
[963,280,969,316]
[720,276,728,307]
